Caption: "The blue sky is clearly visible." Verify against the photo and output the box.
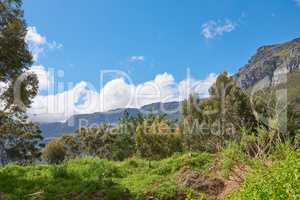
[22,0,300,122]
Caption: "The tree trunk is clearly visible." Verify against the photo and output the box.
[0,140,8,166]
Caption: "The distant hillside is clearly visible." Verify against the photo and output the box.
[39,101,181,139]
[40,38,300,140]
[236,38,300,89]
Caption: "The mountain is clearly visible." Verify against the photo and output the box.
[39,101,181,139]
[236,38,300,89]
[40,38,300,140]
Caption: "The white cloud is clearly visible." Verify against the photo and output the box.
[25,27,45,61]
[29,65,53,91]
[201,19,236,39]
[28,81,98,122]
[295,0,300,6]
[25,26,63,61]
[26,27,46,45]
[28,72,217,122]
[178,73,217,99]
[48,41,63,49]
[130,56,144,61]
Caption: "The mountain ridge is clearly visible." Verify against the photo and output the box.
[236,37,300,89]
[40,37,300,139]
[40,101,181,139]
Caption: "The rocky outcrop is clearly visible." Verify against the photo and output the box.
[236,38,300,89]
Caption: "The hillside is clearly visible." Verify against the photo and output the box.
[40,102,181,140]
[236,38,300,89]
[1,149,300,200]
[39,38,300,140]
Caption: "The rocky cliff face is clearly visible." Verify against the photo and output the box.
[236,38,300,89]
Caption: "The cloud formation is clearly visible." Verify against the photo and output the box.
[29,65,53,91]
[130,56,144,62]
[201,19,236,39]
[28,70,217,122]
[295,0,300,6]
[25,26,63,61]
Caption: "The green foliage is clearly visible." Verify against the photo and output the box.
[0,152,213,200]
[118,152,213,200]
[59,115,140,161]
[136,129,183,160]
[227,150,300,200]
[50,165,70,179]
[180,72,258,154]
[240,126,284,159]
[0,158,127,199]
[43,139,66,164]
[0,0,38,112]
[135,116,184,160]
[0,112,43,164]
[0,0,43,165]
[185,189,196,200]
[220,141,245,178]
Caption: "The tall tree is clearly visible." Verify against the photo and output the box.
[0,0,42,165]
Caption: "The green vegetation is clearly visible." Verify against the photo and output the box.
[42,139,66,164]
[227,150,300,200]
[2,146,300,199]
[1,1,300,199]
[0,152,213,200]
[0,0,43,165]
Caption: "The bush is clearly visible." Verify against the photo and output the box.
[228,150,300,200]
[220,141,244,177]
[135,130,183,160]
[43,139,66,164]
[50,165,70,178]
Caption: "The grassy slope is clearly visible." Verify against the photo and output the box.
[227,150,300,200]
[1,149,300,200]
[0,153,213,200]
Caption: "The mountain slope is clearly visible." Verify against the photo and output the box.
[40,101,181,139]
[40,38,300,140]
[236,38,300,89]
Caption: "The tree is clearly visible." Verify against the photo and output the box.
[60,134,80,159]
[180,72,259,152]
[208,72,235,136]
[0,0,42,165]
[0,0,38,111]
[224,82,257,133]
[205,72,258,135]
[43,139,66,164]
[135,115,183,160]
[111,112,137,160]
[181,94,203,123]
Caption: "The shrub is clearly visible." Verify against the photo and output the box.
[228,150,300,200]
[220,141,244,177]
[135,130,183,160]
[43,139,66,164]
[50,165,70,178]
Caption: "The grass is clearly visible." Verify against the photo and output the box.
[2,148,300,199]
[0,152,213,200]
[227,149,300,200]
[219,141,245,178]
